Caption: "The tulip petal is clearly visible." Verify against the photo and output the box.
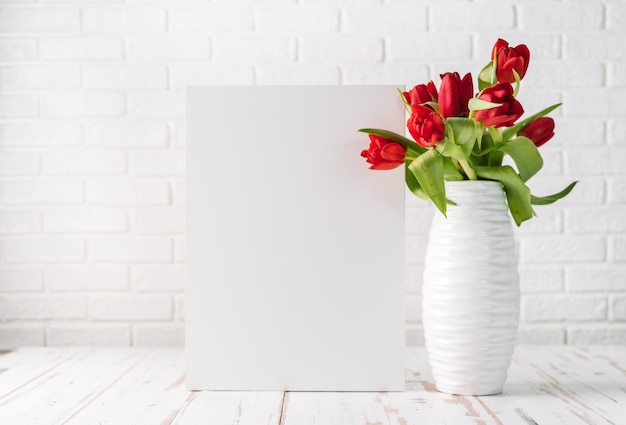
[370,161,403,170]
[380,142,406,162]
[492,38,509,59]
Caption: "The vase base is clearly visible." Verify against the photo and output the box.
[435,383,503,397]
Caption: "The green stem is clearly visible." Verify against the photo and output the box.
[459,158,477,180]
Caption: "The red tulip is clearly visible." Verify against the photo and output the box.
[406,105,446,148]
[438,72,474,118]
[492,38,530,84]
[519,117,555,147]
[361,134,407,170]
[403,82,438,110]
[474,83,524,128]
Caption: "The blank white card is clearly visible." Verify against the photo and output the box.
[186,86,405,391]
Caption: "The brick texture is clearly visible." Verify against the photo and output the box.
[0,0,624,348]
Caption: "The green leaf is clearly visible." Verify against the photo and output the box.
[472,131,491,166]
[404,164,431,202]
[468,98,503,111]
[439,136,463,161]
[491,51,498,85]
[358,128,426,155]
[512,69,521,98]
[487,125,502,144]
[502,103,562,140]
[443,157,464,181]
[405,149,418,162]
[471,129,503,167]
[397,88,412,114]
[441,124,466,159]
[471,136,542,181]
[474,120,484,150]
[475,165,534,226]
[405,159,460,204]
[407,149,446,216]
[447,117,477,158]
[488,150,504,167]
[473,143,500,157]
[531,181,578,205]
[478,62,493,91]
[497,136,543,182]
[439,130,477,180]
[423,101,440,113]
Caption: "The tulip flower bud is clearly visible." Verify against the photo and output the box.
[407,105,446,148]
[403,82,438,110]
[492,38,530,84]
[360,134,407,170]
[438,72,474,118]
[519,117,555,147]
[474,83,524,128]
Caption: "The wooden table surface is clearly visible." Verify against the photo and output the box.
[0,346,624,424]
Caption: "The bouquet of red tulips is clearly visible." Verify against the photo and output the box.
[360,39,577,226]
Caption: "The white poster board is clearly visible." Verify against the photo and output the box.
[186,86,405,391]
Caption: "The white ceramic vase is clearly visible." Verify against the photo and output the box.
[422,180,520,396]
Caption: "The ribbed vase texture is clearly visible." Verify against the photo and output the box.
[422,181,520,396]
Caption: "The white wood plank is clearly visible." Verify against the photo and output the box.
[442,347,626,425]
[0,348,79,399]
[0,348,152,425]
[425,346,626,425]
[280,347,498,425]
[0,346,623,425]
[62,349,189,425]
[278,348,472,425]
[477,346,626,425]
[280,391,411,425]
[171,391,284,425]
[280,347,626,425]
[280,384,515,425]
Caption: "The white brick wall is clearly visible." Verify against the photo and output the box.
[0,0,625,349]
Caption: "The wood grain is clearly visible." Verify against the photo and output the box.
[0,346,623,424]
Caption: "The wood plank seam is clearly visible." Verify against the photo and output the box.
[166,391,196,424]
[58,350,154,425]
[278,392,289,425]
[0,351,81,405]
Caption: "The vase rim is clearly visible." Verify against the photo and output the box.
[445,180,503,188]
